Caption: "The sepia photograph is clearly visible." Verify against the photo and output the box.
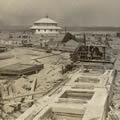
[0,0,120,120]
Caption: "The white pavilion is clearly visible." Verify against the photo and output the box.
[30,16,61,34]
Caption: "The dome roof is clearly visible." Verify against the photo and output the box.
[34,17,57,24]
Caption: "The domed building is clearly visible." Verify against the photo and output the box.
[30,16,62,34]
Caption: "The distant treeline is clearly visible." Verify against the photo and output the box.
[0,26,31,32]
[1,26,120,32]
[62,26,120,32]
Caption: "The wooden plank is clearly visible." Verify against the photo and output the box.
[3,91,44,100]
[29,78,37,100]
[5,100,34,106]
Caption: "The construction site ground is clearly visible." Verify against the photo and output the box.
[0,32,120,120]
[0,47,70,120]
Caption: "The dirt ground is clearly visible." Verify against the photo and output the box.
[0,47,70,119]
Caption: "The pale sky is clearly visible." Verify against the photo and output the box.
[0,0,120,26]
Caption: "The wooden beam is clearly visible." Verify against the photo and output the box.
[29,78,37,100]
[5,100,34,107]
[3,91,44,100]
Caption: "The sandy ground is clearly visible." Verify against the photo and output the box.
[0,47,70,119]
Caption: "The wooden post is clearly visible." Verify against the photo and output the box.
[84,33,86,45]
[104,47,106,60]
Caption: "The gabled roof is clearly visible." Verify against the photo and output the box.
[34,17,57,24]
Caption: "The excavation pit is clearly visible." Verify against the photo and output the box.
[82,65,105,75]
[75,77,100,84]
[71,84,94,90]
[60,90,94,101]
[57,98,88,104]
[40,107,85,120]
[84,64,104,70]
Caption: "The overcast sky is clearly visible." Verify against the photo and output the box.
[0,0,120,26]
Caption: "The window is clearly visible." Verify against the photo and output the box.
[44,29,46,32]
[54,24,57,26]
[38,29,40,31]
